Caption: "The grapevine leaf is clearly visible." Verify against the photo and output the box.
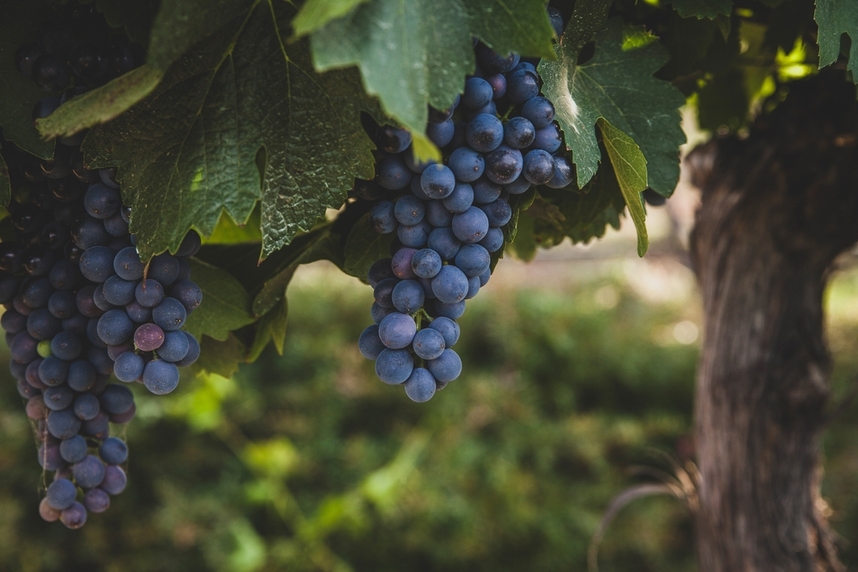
[342,212,395,281]
[205,207,263,245]
[566,0,613,53]
[540,17,686,196]
[252,266,296,318]
[183,258,255,342]
[672,0,732,19]
[83,0,375,262]
[310,0,555,139]
[508,211,537,261]
[95,0,158,45]
[37,65,162,138]
[0,150,10,205]
[0,0,58,159]
[815,0,858,80]
[598,119,648,256]
[247,296,289,362]
[293,0,371,37]
[195,333,245,378]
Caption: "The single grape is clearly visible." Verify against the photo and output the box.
[480,198,512,227]
[454,244,491,277]
[46,478,77,511]
[426,118,455,147]
[462,77,494,109]
[174,333,200,367]
[359,325,386,360]
[374,277,399,308]
[43,385,74,411]
[376,154,412,190]
[404,368,437,402]
[523,149,555,185]
[425,200,454,227]
[420,164,456,199]
[504,175,532,195]
[391,280,425,314]
[431,265,469,304]
[148,254,180,286]
[443,182,475,214]
[176,230,202,257]
[142,360,180,395]
[452,206,490,244]
[134,323,165,351]
[60,502,88,529]
[466,114,504,153]
[47,409,82,440]
[113,246,143,280]
[370,200,397,234]
[428,349,463,383]
[50,331,82,360]
[100,465,127,495]
[546,154,574,188]
[485,145,523,185]
[79,245,115,282]
[480,227,505,253]
[68,358,97,391]
[375,349,414,385]
[397,220,432,249]
[48,290,76,319]
[411,249,442,279]
[375,125,412,153]
[83,488,110,513]
[73,394,101,421]
[60,435,88,464]
[394,195,425,226]
[83,183,120,219]
[135,279,165,308]
[99,384,134,415]
[97,309,134,345]
[506,68,540,104]
[448,147,485,183]
[427,227,461,261]
[378,312,417,349]
[530,123,562,153]
[412,328,446,360]
[39,498,61,522]
[156,330,190,362]
[428,317,460,347]
[504,117,536,149]
[433,300,466,319]
[99,437,128,465]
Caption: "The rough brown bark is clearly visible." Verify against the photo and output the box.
[688,72,858,572]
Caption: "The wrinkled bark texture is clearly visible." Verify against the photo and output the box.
[688,72,858,572]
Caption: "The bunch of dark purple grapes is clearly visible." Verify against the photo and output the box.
[2,6,201,529]
[357,11,570,403]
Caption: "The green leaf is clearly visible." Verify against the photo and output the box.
[252,266,296,318]
[204,206,263,244]
[146,0,253,72]
[83,1,375,262]
[342,212,395,281]
[672,0,732,19]
[293,0,370,37]
[195,333,245,378]
[815,0,858,80]
[311,0,555,138]
[0,0,58,158]
[247,296,289,362]
[37,66,163,138]
[183,258,255,342]
[565,0,613,53]
[598,119,648,257]
[540,17,686,196]
[95,0,158,45]
[0,151,10,206]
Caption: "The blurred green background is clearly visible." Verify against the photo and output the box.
[1,226,857,572]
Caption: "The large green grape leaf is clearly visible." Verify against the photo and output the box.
[293,0,371,37]
[815,0,858,80]
[39,0,255,139]
[598,119,648,256]
[183,258,255,342]
[0,0,58,159]
[310,0,555,142]
[540,17,686,196]
[672,0,732,19]
[83,0,375,262]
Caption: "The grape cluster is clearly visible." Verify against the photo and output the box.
[2,5,201,528]
[358,13,569,402]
